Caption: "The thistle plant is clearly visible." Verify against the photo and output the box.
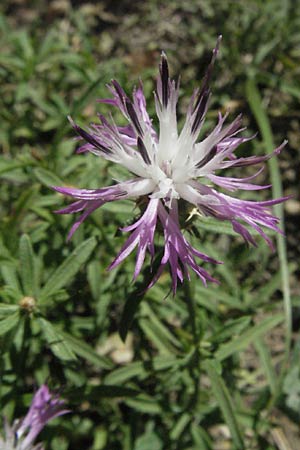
[0,385,68,450]
[0,5,296,448]
[54,37,287,294]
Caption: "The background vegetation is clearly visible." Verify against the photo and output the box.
[0,0,299,448]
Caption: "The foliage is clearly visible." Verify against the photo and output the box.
[0,1,299,448]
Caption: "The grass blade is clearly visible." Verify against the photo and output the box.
[204,360,245,449]
[246,78,291,387]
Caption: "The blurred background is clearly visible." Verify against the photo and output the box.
[0,1,300,449]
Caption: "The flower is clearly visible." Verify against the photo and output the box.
[0,385,68,450]
[54,37,287,294]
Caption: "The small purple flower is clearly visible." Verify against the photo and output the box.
[0,385,68,450]
[54,37,287,294]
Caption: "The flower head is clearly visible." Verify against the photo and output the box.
[0,385,68,450]
[54,37,287,294]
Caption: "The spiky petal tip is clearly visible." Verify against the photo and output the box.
[54,38,287,293]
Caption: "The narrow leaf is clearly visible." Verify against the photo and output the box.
[142,302,182,348]
[125,395,162,414]
[38,318,76,362]
[0,304,19,318]
[204,360,245,449]
[0,311,20,336]
[215,314,283,361]
[170,414,190,440]
[139,319,177,355]
[34,167,63,187]
[88,385,139,398]
[0,160,26,176]
[254,337,277,395]
[105,356,183,385]
[40,237,96,300]
[190,424,212,449]
[119,255,164,341]
[196,216,276,236]
[119,290,144,342]
[19,234,36,296]
[1,264,23,297]
[60,330,113,370]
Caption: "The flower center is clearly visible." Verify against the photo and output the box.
[158,177,174,196]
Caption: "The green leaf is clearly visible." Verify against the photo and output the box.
[71,74,107,117]
[204,360,245,449]
[118,253,166,341]
[211,317,252,345]
[119,291,144,342]
[53,74,107,146]
[33,167,63,187]
[254,337,277,395]
[87,260,101,300]
[0,238,14,262]
[89,385,140,398]
[1,264,22,297]
[215,314,283,361]
[60,331,113,370]
[170,414,190,440]
[0,160,27,176]
[254,270,283,306]
[139,319,178,355]
[190,424,212,449]
[195,216,276,237]
[125,394,162,414]
[134,425,163,450]
[0,303,19,319]
[19,234,36,296]
[105,356,184,385]
[283,366,300,413]
[195,285,241,311]
[0,311,20,336]
[280,82,300,100]
[38,318,77,362]
[40,237,96,300]
[142,303,181,348]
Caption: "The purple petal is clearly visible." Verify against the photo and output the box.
[53,184,126,200]
[208,168,271,191]
[148,201,221,295]
[67,202,101,240]
[221,140,287,168]
[109,198,159,280]
[17,385,68,448]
